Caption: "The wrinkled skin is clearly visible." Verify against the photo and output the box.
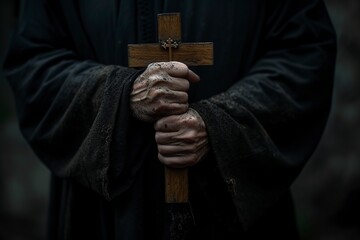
[130,61,199,122]
[130,61,209,167]
[154,108,209,168]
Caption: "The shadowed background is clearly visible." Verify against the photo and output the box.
[0,0,359,239]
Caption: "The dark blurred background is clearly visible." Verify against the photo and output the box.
[0,0,359,239]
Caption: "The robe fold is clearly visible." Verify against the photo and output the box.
[4,0,336,239]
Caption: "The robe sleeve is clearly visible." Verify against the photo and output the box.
[3,0,146,201]
[191,0,337,230]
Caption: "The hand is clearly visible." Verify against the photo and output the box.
[154,108,209,168]
[130,61,200,122]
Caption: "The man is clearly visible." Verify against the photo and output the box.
[3,0,336,239]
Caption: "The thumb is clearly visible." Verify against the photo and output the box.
[166,61,200,83]
[187,69,200,83]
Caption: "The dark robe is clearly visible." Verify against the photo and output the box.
[3,0,336,239]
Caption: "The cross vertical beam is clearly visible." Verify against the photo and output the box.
[158,13,181,62]
[128,13,213,204]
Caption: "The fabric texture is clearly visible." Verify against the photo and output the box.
[3,0,336,239]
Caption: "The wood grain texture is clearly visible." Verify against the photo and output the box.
[128,42,213,67]
[158,13,181,41]
[165,167,188,203]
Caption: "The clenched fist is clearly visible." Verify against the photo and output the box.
[154,108,209,168]
[130,61,200,122]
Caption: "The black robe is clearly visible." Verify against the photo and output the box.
[3,0,336,239]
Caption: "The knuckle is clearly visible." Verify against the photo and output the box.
[135,74,145,83]
[183,118,197,128]
[186,130,197,140]
[157,102,166,111]
[149,89,166,102]
[188,115,198,124]
[179,103,189,112]
[151,75,169,86]
[153,101,167,113]
[175,61,188,70]
[148,76,164,87]
[148,62,161,71]
[153,87,166,96]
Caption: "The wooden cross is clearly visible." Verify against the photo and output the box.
[128,13,213,204]
[128,13,213,67]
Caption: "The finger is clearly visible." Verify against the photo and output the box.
[148,61,185,75]
[153,102,189,118]
[155,131,182,144]
[158,153,198,168]
[146,75,189,92]
[154,115,181,131]
[157,131,204,146]
[150,88,188,104]
[186,69,200,83]
[165,90,188,103]
[161,61,200,83]
[165,77,190,91]
[157,144,197,156]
